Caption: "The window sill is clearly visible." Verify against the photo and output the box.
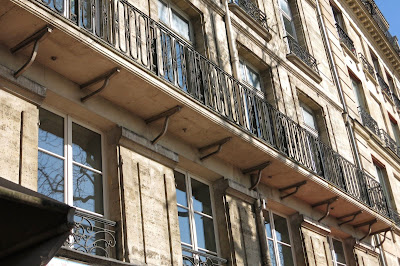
[340,41,359,64]
[228,3,272,42]
[286,54,322,83]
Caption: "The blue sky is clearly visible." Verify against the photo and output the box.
[375,0,400,38]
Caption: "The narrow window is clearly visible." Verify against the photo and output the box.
[390,117,400,146]
[239,60,262,91]
[301,103,319,135]
[373,160,393,209]
[328,237,347,266]
[350,74,367,110]
[331,5,344,28]
[386,73,396,95]
[265,210,294,266]
[158,0,191,41]
[371,52,381,76]
[279,0,297,40]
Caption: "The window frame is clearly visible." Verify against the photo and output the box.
[328,236,347,266]
[372,158,392,209]
[300,102,319,136]
[389,115,400,146]
[239,59,263,91]
[158,0,194,43]
[349,73,367,111]
[264,209,296,266]
[38,107,107,218]
[174,168,219,256]
[278,0,297,41]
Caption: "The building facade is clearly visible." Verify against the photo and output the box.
[1,0,400,264]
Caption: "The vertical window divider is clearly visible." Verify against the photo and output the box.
[67,116,73,206]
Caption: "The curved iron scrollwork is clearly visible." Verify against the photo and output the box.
[230,0,268,30]
[182,247,227,266]
[336,24,356,55]
[285,35,319,74]
[64,210,116,258]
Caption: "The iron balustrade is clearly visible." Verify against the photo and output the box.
[359,53,375,77]
[393,93,400,110]
[34,0,399,226]
[380,129,400,157]
[358,106,380,136]
[376,73,391,98]
[64,210,117,258]
[229,0,268,30]
[182,247,227,266]
[284,35,319,74]
[336,24,356,55]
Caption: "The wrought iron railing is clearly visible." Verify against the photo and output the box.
[360,0,400,57]
[230,0,268,30]
[336,24,356,55]
[359,53,375,78]
[64,210,117,258]
[380,129,400,156]
[358,106,380,136]
[393,93,400,110]
[285,35,319,74]
[182,247,227,266]
[376,73,391,98]
[34,0,399,226]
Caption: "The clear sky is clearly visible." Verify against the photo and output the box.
[375,0,400,38]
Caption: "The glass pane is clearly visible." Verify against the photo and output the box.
[174,171,188,207]
[332,239,346,264]
[171,10,190,40]
[158,0,169,24]
[39,108,64,156]
[351,78,364,109]
[265,212,272,238]
[38,151,64,202]
[279,0,291,17]
[278,243,294,266]
[268,239,278,266]
[73,165,104,214]
[283,16,296,39]
[302,107,317,131]
[194,213,216,252]
[273,214,291,244]
[72,123,102,171]
[247,67,261,90]
[191,179,212,216]
[178,206,192,245]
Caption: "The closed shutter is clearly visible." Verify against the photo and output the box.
[300,225,333,266]
[353,245,380,266]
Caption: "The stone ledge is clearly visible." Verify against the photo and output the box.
[286,54,323,83]
[215,177,260,203]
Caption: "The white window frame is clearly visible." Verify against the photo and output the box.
[278,0,297,41]
[328,237,347,266]
[158,0,193,42]
[239,59,263,91]
[38,107,107,217]
[264,210,296,266]
[174,169,219,256]
[300,102,319,136]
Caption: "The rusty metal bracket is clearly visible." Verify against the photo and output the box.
[374,228,392,248]
[199,137,231,161]
[10,26,53,78]
[145,106,182,144]
[242,161,271,191]
[80,67,120,102]
[337,210,363,226]
[354,219,377,241]
[279,181,307,200]
[311,197,339,222]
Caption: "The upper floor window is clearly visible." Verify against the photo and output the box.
[370,52,381,75]
[174,170,217,255]
[386,73,396,95]
[350,75,367,110]
[278,0,297,40]
[373,160,393,209]
[265,210,294,266]
[301,103,319,135]
[240,60,262,91]
[331,5,344,28]
[390,117,400,146]
[158,0,191,41]
[38,108,104,215]
[328,237,347,266]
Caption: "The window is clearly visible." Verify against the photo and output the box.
[265,211,294,266]
[387,73,396,95]
[158,0,191,41]
[350,75,367,110]
[38,108,104,215]
[371,52,381,75]
[301,103,319,135]
[240,60,262,91]
[331,5,344,28]
[174,170,217,256]
[328,237,347,266]
[278,0,297,40]
[374,161,393,209]
[390,118,400,146]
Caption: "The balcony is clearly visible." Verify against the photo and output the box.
[358,107,380,136]
[359,53,376,83]
[228,0,271,41]
[182,247,227,266]
[393,93,400,110]
[336,23,357,58]
[64,210,117,258]
[2,0,399,239]
[376,73,391,99]
[284,35,321,83]
[380,129,400,157]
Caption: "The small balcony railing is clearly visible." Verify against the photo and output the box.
[64,210,117,258]
[230,0,268,30]
[393,93,400,110]
[182,247,227,266]
[376,73,391,98]
[358,106,380,136]
[285,35,319,74]
[359,53,375,77]
[33,0,398,226]
[380,129,400,156]
[336,24,356,55]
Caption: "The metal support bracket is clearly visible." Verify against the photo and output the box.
[354,219,377,241]
[311,196,339,222]
[279,181,307,200]
[145,105,182,144]
[242,161,271,191]
[199,137,232,161]
[10,26,53,78]
[80,67,120,102]
[337,210,363,226]
[374,228,392,248]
